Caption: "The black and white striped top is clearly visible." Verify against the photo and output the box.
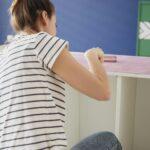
[0,32,69,150]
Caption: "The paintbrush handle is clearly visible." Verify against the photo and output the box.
[104,55,117,62]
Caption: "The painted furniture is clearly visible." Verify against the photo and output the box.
[65,52,150,150]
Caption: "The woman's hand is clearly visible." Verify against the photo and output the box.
[84,47,105,63]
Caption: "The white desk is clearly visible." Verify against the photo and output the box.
[65,52,150,150]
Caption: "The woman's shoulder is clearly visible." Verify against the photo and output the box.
[35,31,53,43]
[36,31,53,39]
[36,31,68,42]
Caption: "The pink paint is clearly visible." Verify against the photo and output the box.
[71,52,150,76]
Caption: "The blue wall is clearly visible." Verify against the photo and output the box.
[0,0,13,44]
[0,0,139,55]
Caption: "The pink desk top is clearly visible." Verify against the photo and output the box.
[71,52,150,78]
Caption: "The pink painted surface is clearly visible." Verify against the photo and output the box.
[71,52,150,76]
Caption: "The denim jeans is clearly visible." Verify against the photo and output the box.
[71,131,122,150]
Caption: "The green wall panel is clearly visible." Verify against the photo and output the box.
[139,2,150,21]
[138,40,150,56]
[137,1,150,57]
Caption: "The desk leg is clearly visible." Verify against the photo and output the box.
[133,78,150,150]
[115,76,122,137]
[115,76,137,150]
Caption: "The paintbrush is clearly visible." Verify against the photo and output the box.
[104,55,117,63]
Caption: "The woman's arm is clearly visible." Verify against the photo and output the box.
[51,47,111,101]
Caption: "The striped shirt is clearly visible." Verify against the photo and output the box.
[0,32,69,150]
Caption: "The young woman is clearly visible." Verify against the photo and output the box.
[0,0,122,149]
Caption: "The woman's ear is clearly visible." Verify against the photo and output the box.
[40,11,49,26]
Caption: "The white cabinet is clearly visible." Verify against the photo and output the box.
[65,52,150,150]
[65,76,150,150]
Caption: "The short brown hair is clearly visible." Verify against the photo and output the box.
[9,0,55,32]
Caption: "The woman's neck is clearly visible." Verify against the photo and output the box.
[20,28,39,35]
